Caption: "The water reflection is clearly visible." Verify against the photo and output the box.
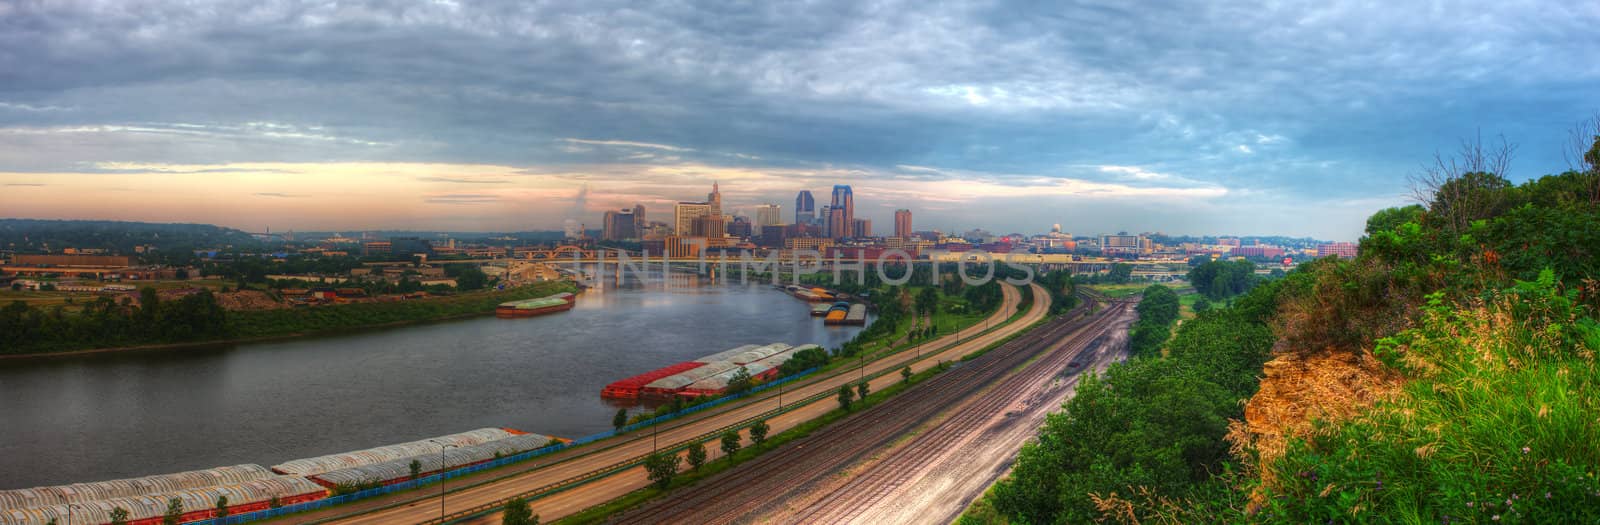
[0,270,867,488]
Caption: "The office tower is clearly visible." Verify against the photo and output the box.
[795,190,815,225]
[829,185,853,239]
[894,209,912,238]
[755,204,782,235]
[674,202,711,235]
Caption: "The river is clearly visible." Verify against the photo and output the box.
[0,271,869,489]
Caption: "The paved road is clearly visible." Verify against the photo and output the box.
[605,295,1124,525]
[315,283,1045,525]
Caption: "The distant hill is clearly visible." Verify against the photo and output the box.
[0,219,259,257]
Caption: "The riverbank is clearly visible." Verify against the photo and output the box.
[0,281,578,359]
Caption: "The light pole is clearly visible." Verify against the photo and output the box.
[429,440,457,522]
[778,379,783,410]
[67,503,80,525]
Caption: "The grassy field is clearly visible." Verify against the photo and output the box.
[1083,283,1148,298]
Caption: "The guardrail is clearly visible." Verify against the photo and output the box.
[179,367,820,525]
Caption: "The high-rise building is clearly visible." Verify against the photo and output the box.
[828,207,847,239]
[1100,234,1144,254]
[674,202,711,235]
[755,204,782,235]
[894,209,913,238]
[632,204,647,233]
[852,218,872,238]
[727,216,753,238]
[603,207,641,241]
[794,191,815,225]
[707,181,723,217]
[829,185,854,239]
[1317,242,1358,259]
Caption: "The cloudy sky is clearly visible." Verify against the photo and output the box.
[1,0,1596,240]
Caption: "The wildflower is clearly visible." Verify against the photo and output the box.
[1466,502,1474,507]
[1522,446,1530,454]
[1512,493,1518,500]
[1545,492,1552,499]
[1492,515,1500,521]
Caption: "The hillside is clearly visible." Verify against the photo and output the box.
[967,128,1600,523]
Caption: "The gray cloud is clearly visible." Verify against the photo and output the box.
[5,183,48,187]
[253,192,306,198]
[1,0,1595,238]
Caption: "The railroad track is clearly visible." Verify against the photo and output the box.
[372,284,1031,525]
[608,296,1122,525]
[789,302,1131,524]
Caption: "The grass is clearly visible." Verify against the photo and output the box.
[1259,275,1600,523]
[1084,283,1148,298]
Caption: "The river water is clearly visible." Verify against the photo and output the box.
[0,271,868,489]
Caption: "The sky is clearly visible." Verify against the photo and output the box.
[1,1,1596,241]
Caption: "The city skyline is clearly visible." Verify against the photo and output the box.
[3,2,1596,240]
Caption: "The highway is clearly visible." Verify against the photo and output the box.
[607,295,1128,524]
[308,282,1046,525]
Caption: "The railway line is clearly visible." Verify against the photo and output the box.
[316,283,1043,525]
[607,295,1129,525]
[787,301,1135,524]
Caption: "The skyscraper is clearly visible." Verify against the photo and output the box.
[894,209,913,238]
[674,202,711,235]
[755,204,782,235]
[794,190,815,225]
[707,181,722,217]
[602,208,639,241]
[829,185,853,239]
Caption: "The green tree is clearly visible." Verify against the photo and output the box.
[1363,204,1425,236]
[901,365,912,383]
[749,419,770,447]
[269,496,282,509]
[214,495,229,519]
[687,440,708,471]
[454,266,489,291]
[613,408,628,432]
[837,384,854,411]
[917,287,939,315]
[109,508,130,525]
[162,497,183,525]
[726,366,754,395]
[502,496,537,525]
[720,430,742,460]
[643,451,680,489]
[409,459,422,480]
[1107,263,1133,284]
[856,380,870,400]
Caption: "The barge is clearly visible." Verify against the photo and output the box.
[495,292,575,319]
[605,343,818,400]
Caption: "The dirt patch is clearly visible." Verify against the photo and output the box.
[217,289,288,310]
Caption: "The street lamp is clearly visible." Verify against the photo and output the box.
[429,440,457,522]
[67,503,80,525]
